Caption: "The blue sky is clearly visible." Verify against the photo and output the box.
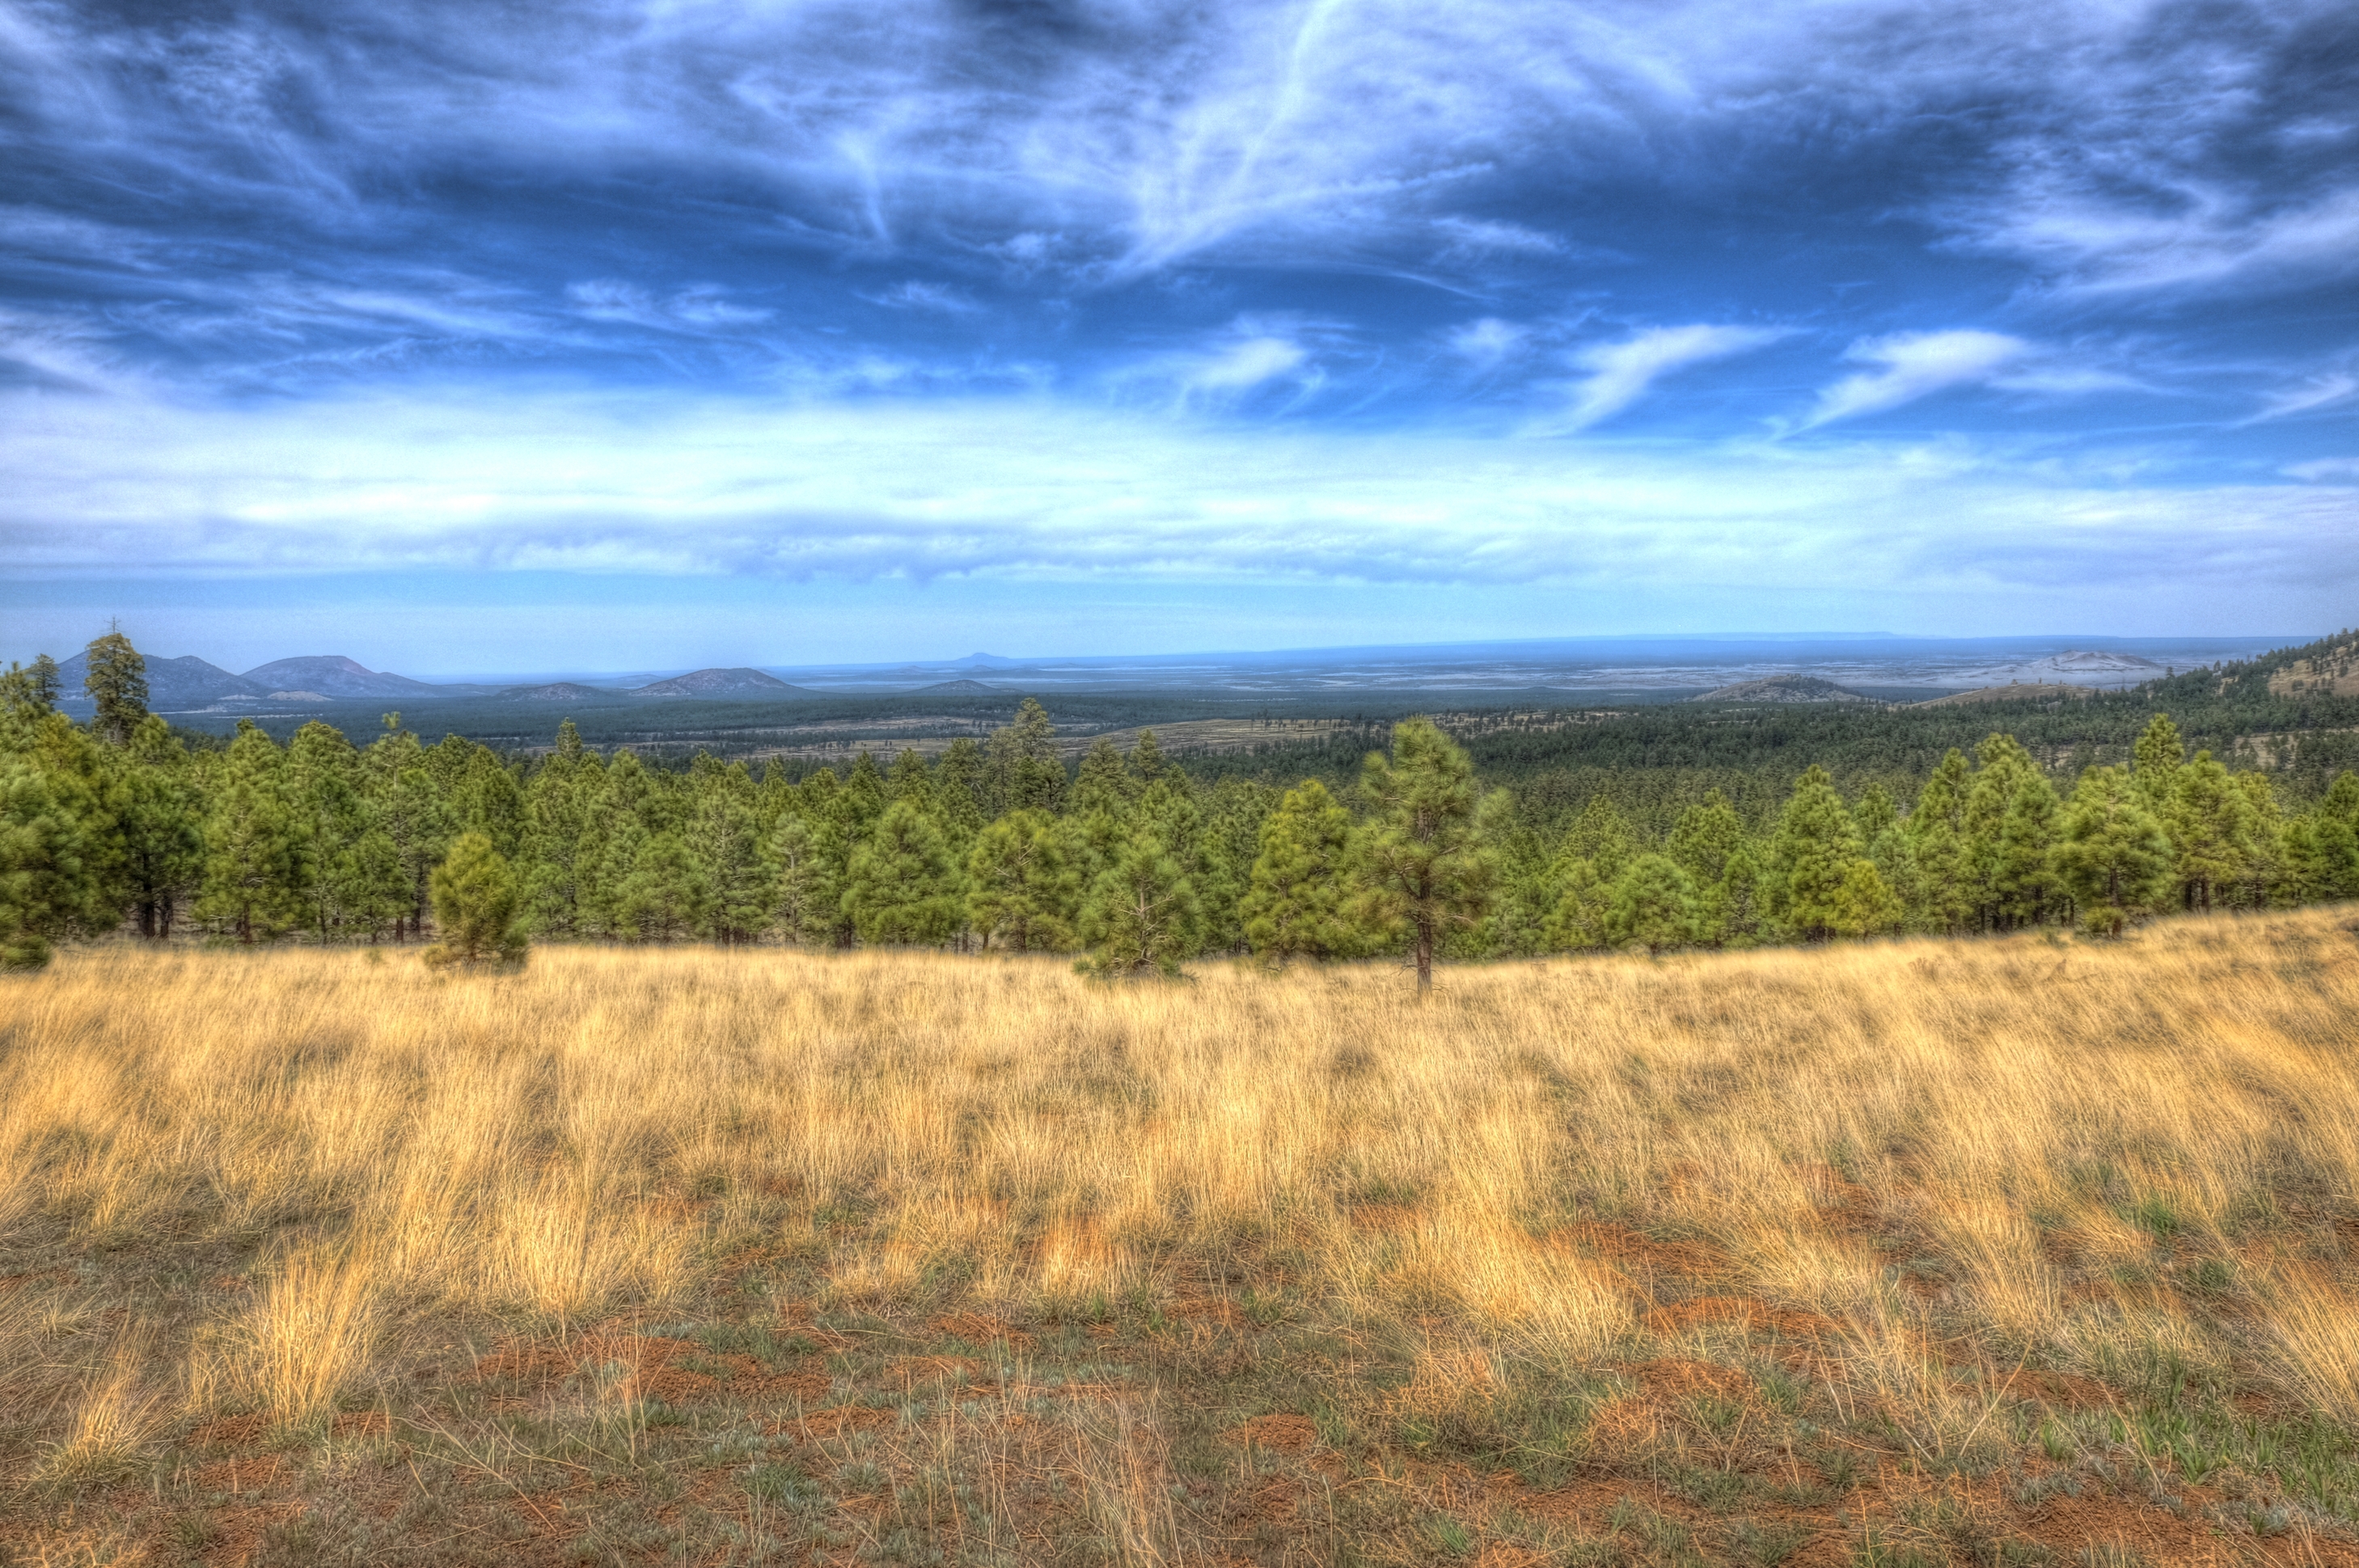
[2,0,2354,674]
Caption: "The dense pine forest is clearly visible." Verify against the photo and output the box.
[5,632,2356,975]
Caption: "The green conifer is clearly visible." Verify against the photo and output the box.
[422,831,526,967]
[1240,779,1358,965]
[1346,718,1497,988]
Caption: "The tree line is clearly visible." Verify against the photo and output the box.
[5,635,2356,977]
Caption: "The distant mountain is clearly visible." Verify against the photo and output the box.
[241,656,463,700]
[55,651,268,711]
[498,682,617,701]
[1686,674,1874,704]
[913,678,1003,694]
[631,667,817,699]
[1913,682,2097,708]
[956,652,1025,669]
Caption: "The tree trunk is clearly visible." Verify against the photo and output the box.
[1414,916,1433,991]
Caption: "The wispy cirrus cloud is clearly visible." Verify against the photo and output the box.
[1541,324,1788,433]
[1801,332,2031,429]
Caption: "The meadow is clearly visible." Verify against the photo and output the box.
[3,912,2358,1566]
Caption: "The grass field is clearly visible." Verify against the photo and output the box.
[4,914,2359,1566]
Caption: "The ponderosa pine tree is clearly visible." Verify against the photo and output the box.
[1963,735,2038,930]
[1541,854,1612,951]
[378,765,453,940]
[113,715,203,939]
[933,738,987,837]
[964,809,1077,951]
[1706,843,1766,948]
[1992,769,2064,928]
[987,699,1063,814]
[1239,778,1357,966]
[767,814,836,945]
[2133,713,2184,809]
[1077,830,1202,977]
[2229,772,2285,909]
[691,786,772,942]
[2055,765,2171,932]
[615,832,710,942]
[2166,751,2250,912]
[1768,765,1862,941]
[843,799,962,945]
[1827,859,1905,939]
[1604,852,1699,953]
[1350,718,1497,987]
[1668,790,1745,885]
[287,720,381,940]
[1906,749,1973,933]
[82,629,150,746]
[1071,737,1130,817]
[1563,794,1635,882]
[0,757,95,970]
[197,721,310,944]
[422,830,526,967]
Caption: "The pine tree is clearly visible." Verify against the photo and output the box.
[1905,750,1973,932]
[287,721,378,940]
[1706,843,1767,948]
[933,738,987,836]
[2132,713,2184,808]
[1071,738,1130,817]
[691,787,773,942]
[1827,860,1904,939]
[1853,783,1898,842]
[1127,730,1166,789]
[1076,830,1202,977]
[1239,779,1358,966]
[82,629,150,746]
[839,751,889,834]
[2229,772,2286,909]
[767,814,839,946]
[1668,791,1745,885]
[0,758,95,970]
[887,748,934,810]
[964,809,1078,951]
[1563,795,1635,882]
[2055,766,2172,932]
[1604,853,1700,953]
[987,699,1063,814]
[2165,752,2250,913]
[1991,770,2063,928]
[1768,765,1862,941]
[197,721,311,943]
[615,833,711,942]
[843,800,962,945]
[377,766,454,940]
[421,831,526,967]
[2282,810,2359,903]
[1963,734,2036,929]
[1347,718,1497,988]
[1541,856,1612,952]
[112,715,203,939]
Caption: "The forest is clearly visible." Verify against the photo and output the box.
[5,631,2357,976]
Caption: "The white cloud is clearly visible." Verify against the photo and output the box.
[1543,323,1786,432]
[2286,458,2359,482]
[2243,373,2357,425]
[1431,218,1561,256]
[566,281,772,332]
[1448,317,1527,368]
[4,385,2350,606]
[863,281,979,315]
[1803,331,2029,428]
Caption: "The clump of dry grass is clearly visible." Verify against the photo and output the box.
[2,909,2357,1558]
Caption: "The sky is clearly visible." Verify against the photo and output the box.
[2,0,2355,674]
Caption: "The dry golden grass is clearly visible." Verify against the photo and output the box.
[3,908,2358,1564]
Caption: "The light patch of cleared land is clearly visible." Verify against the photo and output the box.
[5,913,2359,1564]
[2269,638,2359,699]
